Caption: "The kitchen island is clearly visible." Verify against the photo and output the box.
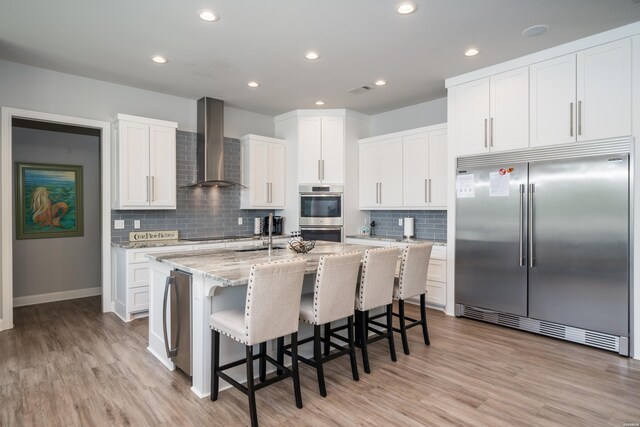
[146,241,378,398]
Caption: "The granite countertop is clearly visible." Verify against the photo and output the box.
[147,241,379,287]
[345,234,447,246]
[112,235,286,249]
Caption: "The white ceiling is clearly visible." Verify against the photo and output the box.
[1,1,640,116]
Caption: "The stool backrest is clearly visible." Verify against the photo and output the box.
[245,258,307,345]
[313,251,363,325]
[356,247,399,311]
[397,243,433,300]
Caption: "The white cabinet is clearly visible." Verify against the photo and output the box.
[530,38,631,147]
[361,124,448,210]
[112,114,177,209]
[297,115,345,184]
[359,137,403,208]
[112,244,200,322]
[403,125,448,209]
[240,134,286,209]
[453,68,529,156]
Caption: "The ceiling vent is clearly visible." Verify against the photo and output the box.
[348,85,375,95]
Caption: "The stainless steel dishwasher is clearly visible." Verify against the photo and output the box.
[162,269,192,376]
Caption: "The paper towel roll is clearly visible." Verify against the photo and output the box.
[403,217,414,238]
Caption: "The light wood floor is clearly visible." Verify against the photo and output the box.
[1,297,639,426]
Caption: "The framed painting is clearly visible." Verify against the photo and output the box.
[16,162,84,239]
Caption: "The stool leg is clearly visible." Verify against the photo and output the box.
[420,294,430,346]
[398,300,410,355]
[360,310,371,374]
[314,325,327,397]
[211,330,220,401]
[277,336,284,375]
[259,342,267,382]
[323,322,331,356]
[347,315,359,381]
[246,345,258,427]
[386,304,397,362]
[291,332,303,409]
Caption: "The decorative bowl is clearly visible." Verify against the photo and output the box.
[288,238,316,254]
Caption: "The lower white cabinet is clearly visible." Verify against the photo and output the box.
[344,238,447,308]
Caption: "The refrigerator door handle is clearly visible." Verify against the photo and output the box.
[162,275,180,358]
[528,183,535,268]
[519,184,525,267]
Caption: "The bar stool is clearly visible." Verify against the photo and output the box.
[355,247,400,374]
[210,258,307,427]
[392,243,433,355]
[293,251,363,397]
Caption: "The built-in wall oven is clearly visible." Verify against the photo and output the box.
[299,184,343,242]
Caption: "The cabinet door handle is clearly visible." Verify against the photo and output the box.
[146,176,150,202]
[151,176,155,202]
[375,183,379,204]
[322,159,325,181]
[578,101,582,136]
[318,160,322,181]
[484,119,488,148]
[269,183,273,203]
[490,118,494,148]
[379,182,382,204]
[428,178,432,203]
[570,103,574,137]
[424,179,428,203]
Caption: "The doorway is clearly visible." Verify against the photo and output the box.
[0,108,112,331]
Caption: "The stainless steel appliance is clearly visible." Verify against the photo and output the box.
[455,144,630,355]
[263,215,283,235]
[299,184,343,242]
[163,270,192,375]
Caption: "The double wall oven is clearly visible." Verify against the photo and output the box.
[299,184,343,242]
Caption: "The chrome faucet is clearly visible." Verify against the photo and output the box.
[267,213,273,255]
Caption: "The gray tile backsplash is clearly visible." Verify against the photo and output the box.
[111,131,273,243]
[367,210,447,240]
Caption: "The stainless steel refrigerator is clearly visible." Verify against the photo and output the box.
[455,151,629,355]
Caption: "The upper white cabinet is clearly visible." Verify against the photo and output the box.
[530,39,632,147]
[239,134,286,209]
[403,126,448,209]
[297,115,345,184]
[359,137,403,209]
[453,67,529,156]
[112,114,177,210]
[360,123,448,210]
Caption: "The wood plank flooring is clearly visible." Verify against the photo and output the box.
[1,297,639,426]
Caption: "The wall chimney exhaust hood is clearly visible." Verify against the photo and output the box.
[186,97,243,187]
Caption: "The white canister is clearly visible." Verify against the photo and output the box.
[403,217,414,238]
[254,218,263,235]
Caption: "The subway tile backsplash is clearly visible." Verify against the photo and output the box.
[366,210,447,241]
[111,131,273,243]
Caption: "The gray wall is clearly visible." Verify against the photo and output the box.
[367,210,447,241]
[111,131,274,242]
[0,60,275,136]
[12,124,101,298]
[370,97,447,136]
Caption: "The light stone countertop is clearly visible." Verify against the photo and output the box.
[345,234,447,245]
[111,235,286,249]
[147,241,380,287]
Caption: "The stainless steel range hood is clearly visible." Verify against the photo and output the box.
[187,97,241,187]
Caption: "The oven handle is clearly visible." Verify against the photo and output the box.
[299,227,343,231]
[299,193,343,197]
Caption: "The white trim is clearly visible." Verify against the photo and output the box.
[274,108,371,123]
[13,287,102,307]
[445,21,640,88]
[0,107,112,332]
[359,122,447,144]
[115,113,177,129]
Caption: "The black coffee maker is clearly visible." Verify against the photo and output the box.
[263,216,283,235]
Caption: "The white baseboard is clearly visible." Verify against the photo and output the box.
[13,286,102,307]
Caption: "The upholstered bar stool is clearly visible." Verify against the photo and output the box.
[392,243,433,355]
[354,247,400,374]
[210,258,307,427]
[292,251,363,397]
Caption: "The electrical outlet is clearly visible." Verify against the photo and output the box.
[398,218,403,226]
[238,217,243,225]
[114,220,125,230]
[134,220,141,229]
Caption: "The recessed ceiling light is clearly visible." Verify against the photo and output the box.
[315,100,325,106]
[247,81,260,88]
[198,10,219,22]
[151,55,168,64]
[464,48,479,57]
[522,24,549,38]
[396,1,418,15]
[305,51,320,60]
[375,80,387,86]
